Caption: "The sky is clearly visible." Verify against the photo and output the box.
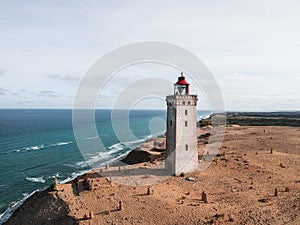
[0,0,299,111]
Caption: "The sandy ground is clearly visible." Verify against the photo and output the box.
[4,126,300,225]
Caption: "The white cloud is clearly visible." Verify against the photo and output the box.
[37,90,61,98]
[46,74,81,83]
[17,100,35,105]
[0,0,300,110]
[0,68,5,76]
[0,88,8,95]
[218,71,300,111]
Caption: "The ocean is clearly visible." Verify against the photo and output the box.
[0,109,211,223]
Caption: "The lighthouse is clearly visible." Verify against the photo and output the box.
[166,73,198,175]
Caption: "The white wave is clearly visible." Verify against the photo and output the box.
[88,135,164,166]
[95,147,122,159]
[74,161,88,168]
[72,147,124,169]
[17,144,45,152]
[71,134,163,170]
[146,135,152,140]
[84,136,98,140]
[59,170,90,184]
[124,138,146,146]
[15,140,74,153]
[105,149,132,164]
[47,173,63,180]
[198,114,212,120]
[24,144,45,151]
[26,176,46,183]
[107,138,146,151]
[55,141,73,146]
[108,143,125,151]
[87,154,107,164]
[64,163,82,169]
[65,142,128,169]
[65,160,92,169]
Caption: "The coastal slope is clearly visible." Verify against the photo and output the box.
[4,125,300,225]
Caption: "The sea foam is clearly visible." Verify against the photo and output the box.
[25,144,45,151]
[53,141,73,146]
[26,177,46,183]
[15,140,73,153]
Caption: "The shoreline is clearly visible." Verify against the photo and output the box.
[0,132,166,224]
[0,190,37,224]
[4,124,300,224]
[1,127,189,224]
[2,112,300,224]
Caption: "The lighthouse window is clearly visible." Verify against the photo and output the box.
[188,101,191,105]
[170,120,172,126]
[185,121,188,127]
[185,144,188,151]
[183,101,185,105]
[185,109,188,115]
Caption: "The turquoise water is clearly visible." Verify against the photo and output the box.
[0,109,210,223]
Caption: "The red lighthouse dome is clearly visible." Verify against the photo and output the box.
[174,72,190,95]
[176,75,189,85]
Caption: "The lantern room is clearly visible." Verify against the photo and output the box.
[174,72,190,95]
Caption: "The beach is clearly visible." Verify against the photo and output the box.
[4,122,300,225]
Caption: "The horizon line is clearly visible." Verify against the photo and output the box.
[0,108,299,113]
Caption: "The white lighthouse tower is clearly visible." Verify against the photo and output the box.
[166,73,198,175]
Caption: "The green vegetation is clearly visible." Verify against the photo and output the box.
[199,112,300,127]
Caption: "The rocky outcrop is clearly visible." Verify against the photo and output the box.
[4,187,76,225]
[121,149,152,165]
